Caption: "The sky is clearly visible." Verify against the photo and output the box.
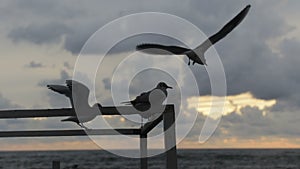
[0,0,300,151]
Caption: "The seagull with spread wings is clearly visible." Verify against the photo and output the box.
[136,5,251,66]
[47,80,102,129]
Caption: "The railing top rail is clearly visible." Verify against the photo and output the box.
[0,105,174,119]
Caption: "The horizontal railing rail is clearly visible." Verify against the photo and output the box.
[0,105,174,118]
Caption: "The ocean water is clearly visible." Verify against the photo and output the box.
[0,149,299,169]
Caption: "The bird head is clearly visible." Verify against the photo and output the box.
[157,82,173,90]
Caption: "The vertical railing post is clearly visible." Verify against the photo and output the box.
[163,105,178,169]
[140,134,148,169]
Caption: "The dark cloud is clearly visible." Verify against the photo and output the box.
[0,0,84,23]
[5,1,250,55]
[220,107,300,139]
[8,22,71,45]
[26,61,44,68]
[186,106,300,141]
[63,62,73,70]
[217,32,300,108]
[63,25,100,54]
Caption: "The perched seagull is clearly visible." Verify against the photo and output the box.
[47,80,102,129]
[122,82,172,121]
[136,5,251,66]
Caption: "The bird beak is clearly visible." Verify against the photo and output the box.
[167,85,173,89]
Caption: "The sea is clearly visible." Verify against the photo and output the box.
[0,149,299,169]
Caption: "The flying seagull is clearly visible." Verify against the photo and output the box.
[47,80,102,129]
[122,82,172,120]
[136,5,251,66]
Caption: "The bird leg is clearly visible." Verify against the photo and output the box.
[141,117,144,128]
[76,122,82,128]
[188,59,191,65]
[192,61,196,65]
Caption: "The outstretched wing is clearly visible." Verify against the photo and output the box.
[136,43,190,55]
[66,80,89,95]
[47,84,73,107]
[47,85,71,98]
[66,80,90,108]
[196,5,251,53]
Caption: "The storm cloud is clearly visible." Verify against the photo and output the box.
[8,22,71,45]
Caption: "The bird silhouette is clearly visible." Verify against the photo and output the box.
[47,80,102,129]
[122,82,172,122]
[136,5,251,66]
